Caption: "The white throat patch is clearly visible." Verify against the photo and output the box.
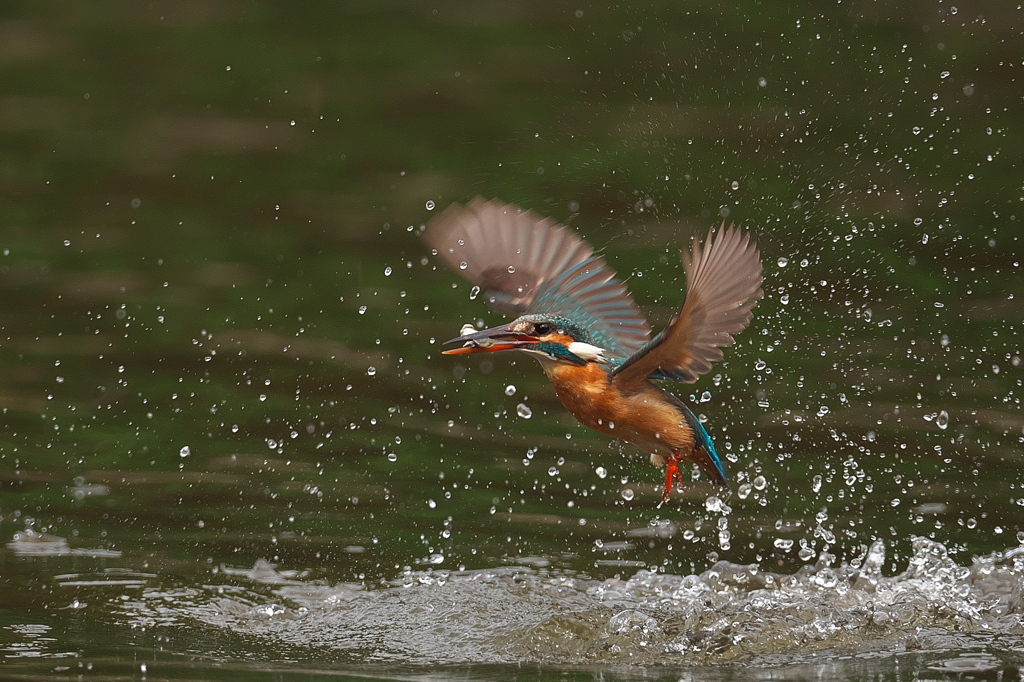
[567,341,606,362]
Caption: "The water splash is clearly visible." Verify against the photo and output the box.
[123,537,1024,668]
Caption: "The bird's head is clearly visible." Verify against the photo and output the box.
[441,314,606,366]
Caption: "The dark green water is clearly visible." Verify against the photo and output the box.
[0,2,1022,679]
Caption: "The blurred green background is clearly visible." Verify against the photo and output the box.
[0,1,1021,679]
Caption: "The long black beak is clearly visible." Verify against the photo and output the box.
[441,324,539,355]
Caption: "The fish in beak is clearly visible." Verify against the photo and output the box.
[441,323,539,354]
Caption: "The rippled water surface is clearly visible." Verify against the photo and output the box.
[0,2,1022,680]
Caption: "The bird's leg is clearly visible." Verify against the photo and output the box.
[662,454,684,503]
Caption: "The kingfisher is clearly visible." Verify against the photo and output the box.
[425,198,763,503]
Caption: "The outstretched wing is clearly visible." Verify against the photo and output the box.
[424,197,650,360]
[611,224,763,393]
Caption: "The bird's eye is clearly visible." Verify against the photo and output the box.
[534,323,551,335]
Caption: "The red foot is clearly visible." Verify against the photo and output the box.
[662,455,683,503]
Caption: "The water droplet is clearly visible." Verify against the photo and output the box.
[387,453,397,462]
[936,410,949,430]
[777,256,789,267]
[516,403,532,419]
[812,474,822,493]
[753,475,767,490]
[754,360,767,371]
[817,405,830,417]
[596,466,608,479]
[505,385,516,396]
[384,266,392,276]
[459,261,468,270]
[469,285,480,300]
[427,499,437,509]
[507,265,516,274]
[548,466,559,476]
[358,305,367,314]
[425,200,435,210]
[620,488,635,501]
[366,366,377,376]
[179,446,190,458]
[700,390,712,403]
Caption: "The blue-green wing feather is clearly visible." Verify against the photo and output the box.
[527,258,649,359]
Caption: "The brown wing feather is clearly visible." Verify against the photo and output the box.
[611,223,763,392]
[424,198,592,314]
[424,198,652,359]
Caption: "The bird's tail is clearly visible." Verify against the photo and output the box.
[678,401,728,486]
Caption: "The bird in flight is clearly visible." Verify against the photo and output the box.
[425,198,763,504]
